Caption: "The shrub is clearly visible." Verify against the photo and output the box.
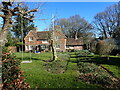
[96,40,116,55]
[44,60,67,74]
[78,62,99,73]
[2,47,30,89]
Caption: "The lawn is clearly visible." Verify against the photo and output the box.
[69,50,120,79]
[15,52,102,88]
[101,64,120,78]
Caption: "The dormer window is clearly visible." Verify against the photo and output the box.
[29,37,33,41]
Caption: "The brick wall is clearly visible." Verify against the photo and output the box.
[24,31,37,45]
[56,39,66,52]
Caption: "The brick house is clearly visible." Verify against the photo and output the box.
[66,38,84,50]
[24,26,67,52]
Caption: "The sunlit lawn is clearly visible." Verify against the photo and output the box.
[15,52,102,88]
[102,64,120,78]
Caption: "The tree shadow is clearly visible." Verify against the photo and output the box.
[77,56,120,67]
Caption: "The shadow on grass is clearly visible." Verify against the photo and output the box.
[77,56,120,67]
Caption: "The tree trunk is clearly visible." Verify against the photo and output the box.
[75,32,78,40]
[0,16,12,87]
[0,45,2,88]
[103,29,108,39]
[51,40,57,61]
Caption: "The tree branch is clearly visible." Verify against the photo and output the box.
[23,16,33,22]
[0,14,5,18]
[23,9,38,15]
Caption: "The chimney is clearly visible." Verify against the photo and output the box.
[34,27,38,32]
[55,25,61,31]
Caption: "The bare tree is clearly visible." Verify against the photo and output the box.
[55,15,93,39]
[93,2,120,38]
[50,14,57,61]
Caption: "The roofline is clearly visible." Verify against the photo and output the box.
[24,30,32,40]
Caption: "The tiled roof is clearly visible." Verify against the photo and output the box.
[36,30,67,40]
[66,38,83,46]
[37,31,49,40]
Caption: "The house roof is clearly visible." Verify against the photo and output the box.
[37,31,49,40]
[24,26,67,41]
[66,38,83,46]
[37,30,67,40]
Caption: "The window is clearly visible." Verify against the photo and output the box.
[29,37,33,41]
[69,46,74,49]
[56,44,60,49]
[42,40,48,43]
[26,45,29,50]
[29,45,33,50]
[41,45,46,49]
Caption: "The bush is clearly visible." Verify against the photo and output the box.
[43,60,67,74]
[96,40,116,55]
[2,47,30,89]
[78,62,99,73]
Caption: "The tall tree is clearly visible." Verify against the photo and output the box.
[55,15,93,39]
[12,5,34,39]
[0,1,37,88]
[93,2,120,38]
[55,18,70,37]
[5,31,15,46]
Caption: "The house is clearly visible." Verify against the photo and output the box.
[24,26,84,52]
[24,26,67,52]
[66,38,84,51]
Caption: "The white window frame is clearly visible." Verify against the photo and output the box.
[56,44,60,49]
[42,40,48,43]
[29,37,33,41]
[29,45,33,50]
[26,45,29,50]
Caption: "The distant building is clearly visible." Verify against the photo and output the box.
[24,26,84,52]
[24,26,67,52]
[66,38,84,50]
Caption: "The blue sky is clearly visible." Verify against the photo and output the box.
[33,2,117,31]
[0,1,118,32]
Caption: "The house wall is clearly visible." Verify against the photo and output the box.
[56,39,66,52]
[24,31,37,51]
[24,31,49,51]
[74,46,83,50]
[24,31,37,45]
[66,45,83,50]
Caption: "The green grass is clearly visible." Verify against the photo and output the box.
[72,52,120,80]
[102,64,120,78]
[14,52,52,61]
[15,52,102,88]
